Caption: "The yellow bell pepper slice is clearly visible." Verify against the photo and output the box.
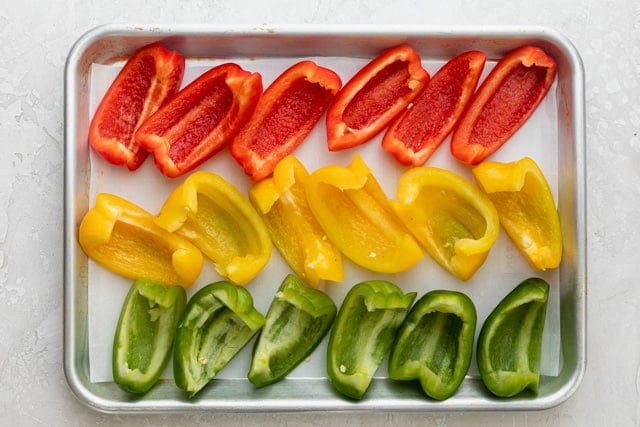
[472,157,562,271]
[249,156,344,287]
[155,171,271,285]
[78,193,203,288]
[393,167,499,281]
[305,153,423,274]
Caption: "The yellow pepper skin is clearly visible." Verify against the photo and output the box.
[393,167,499,281]
[305,154,423,274]
[156,171,271,285]
[249,156,344,287]
[78,193,203,288]
[472,157,562,271]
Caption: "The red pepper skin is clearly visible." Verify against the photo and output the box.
[450,46,557,165]
[230,61,342,182]
[135,63,262,178]
[88,42,185,171]
[326,44,430,151]
[382,51,486,166]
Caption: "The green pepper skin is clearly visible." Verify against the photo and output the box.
[173,281,265,397]
[112,278,187,394]
[327,280,417,400]
[388,290,476,400]
[476,277,550,397]
[248,274,337,388]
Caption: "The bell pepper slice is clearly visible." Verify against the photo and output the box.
[382,51,486,166]
[230,60,342,182]
[112,278,186,394]
[155,171,271,285]
[249,155,344,287]
[89,42,185,171]
[305,154,423,274]
[326,44,430,151]
[327,280,416,400]
[393,167,500,281]
[135,63,262,178]
[78,193,203,287]
[388,290,476,401]
[472,157,562,271]
[451,46,557,165]
[248,274,337,388]
[476,277,550,397]
[173,280,265,397]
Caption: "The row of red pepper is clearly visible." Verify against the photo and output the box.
[89,41,557,182]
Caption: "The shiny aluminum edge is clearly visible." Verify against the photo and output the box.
[63,23,587,413]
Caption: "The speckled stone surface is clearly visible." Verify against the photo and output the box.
[1,0,638,425]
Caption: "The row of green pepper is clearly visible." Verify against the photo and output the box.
[113,274,549,401]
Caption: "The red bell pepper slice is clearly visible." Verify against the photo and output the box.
[382,50,486,166]
[135,63,262,178]
[88,42,185,171]
[230,60,342,182]
[325,44,430,151]
[450,46,557,165]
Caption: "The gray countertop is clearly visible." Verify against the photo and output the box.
[1,0,638,425]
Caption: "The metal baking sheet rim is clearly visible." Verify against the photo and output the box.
[63,24,587,413]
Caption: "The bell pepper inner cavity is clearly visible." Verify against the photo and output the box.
[388,290,476,401]
[392,65,460,151]
[471,64,549,148]
[394,167,499,281]
[411,312,463,381]
[100,56,155,144]
[423,189,487,257]
[156,171,271,285]
[110,222,177,271]
[167,75,233,163]
[251,78,335,156]
[342,60,412,130]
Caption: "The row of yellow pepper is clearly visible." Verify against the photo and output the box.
[78,153,563,288]
[252,154,562,285]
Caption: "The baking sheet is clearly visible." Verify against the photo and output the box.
[64,24,586,413]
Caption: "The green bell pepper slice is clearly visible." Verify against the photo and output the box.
[476,277,550,397]
[112,278,187,394]
[248,274,337,388]
[327,280,416,400]
[173,281,265,397]
[388,290,476,400]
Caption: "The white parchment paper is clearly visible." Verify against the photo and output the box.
[87,55,560,383]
